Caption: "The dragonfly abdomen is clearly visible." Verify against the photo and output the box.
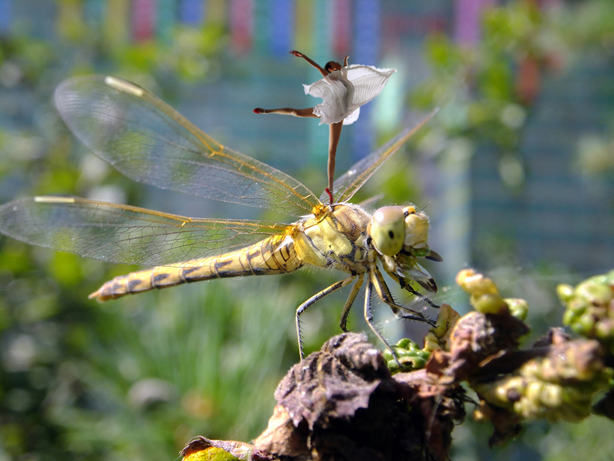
[89,234,302,301]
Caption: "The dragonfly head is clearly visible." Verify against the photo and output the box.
[369,205,431,257]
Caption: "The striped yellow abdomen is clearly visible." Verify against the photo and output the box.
[89,234,301,301]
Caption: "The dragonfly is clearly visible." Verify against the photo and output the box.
[0,75,440,357]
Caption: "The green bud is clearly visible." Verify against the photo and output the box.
[572,313,595,336]
[521,360,541,379]
[517,398,540,420]
[473,294,507,314]
[184,446,242,461]
[506,298,529,321]
[576,282,613,305]
[387,359,399,373]
[562,309,578,326]
[512,400,525,418]
[596,320,614,340]
[567,298,588,314]
[540,383,563,408]
[494,381,514,404]
[457,269,500,297]
[416,350,431,360]
[423,333,441,352]
[402,357,426,369]
[556,284,574,303]
[585,274,607,286]
[508,376,527,393]
[395,349,408,358]
[385,342,430,373]
[526,381,544,404]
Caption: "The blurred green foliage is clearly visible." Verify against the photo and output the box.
[411,0,614,191]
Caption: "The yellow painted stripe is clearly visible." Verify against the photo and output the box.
[105,76,144,97]
[34,196,76,203]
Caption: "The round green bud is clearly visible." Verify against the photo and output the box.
[522,360,541,379]
[396,338,417,350]
[596,320,614,339]
[556,284,574,303]
[540,383,563,408]
[473,293,507,314]
[576,282,613,305]
[562,309,579,326]
[506,298,529,321]
[526,380,544,404]
[416,350,431,360]
[403,357,426,369]
[572,313,595,336]
[387,359,400,373]
[567,298,588,314]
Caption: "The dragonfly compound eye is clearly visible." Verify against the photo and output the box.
[403,207,430,249]
[371,206,405,256]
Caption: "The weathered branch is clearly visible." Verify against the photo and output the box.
[181,269,614,461]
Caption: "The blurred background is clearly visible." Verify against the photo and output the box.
[0,0,613,460]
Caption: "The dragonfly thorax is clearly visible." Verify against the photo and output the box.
[292,203,373,273]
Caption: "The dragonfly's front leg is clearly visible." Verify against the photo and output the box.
[295,275,357,359]
[382,265,438,308]
[370,266,436,327]
[338,273,365,332]
[363,279,397,361]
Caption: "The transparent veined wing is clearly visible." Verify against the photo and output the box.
[0,196,290,266]
[320,109,439,204]
[55,76,321,217]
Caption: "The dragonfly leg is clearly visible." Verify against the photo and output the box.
[363,279,398,363]
[253,107,318,117]
[327,121,343,199]
[382,265,439,309]
[400,278,439,308]
[371,267,436,327]
[339,274,364,332]
[295,276,356,359]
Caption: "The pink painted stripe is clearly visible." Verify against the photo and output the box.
[454,0,496,46]
[230,0,253,53]
[132,0,156,42]
[332,0,351,57]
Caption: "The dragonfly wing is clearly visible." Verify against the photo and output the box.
[55,76,320,217]
[0,196,289,266]
[323,109,438,204]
